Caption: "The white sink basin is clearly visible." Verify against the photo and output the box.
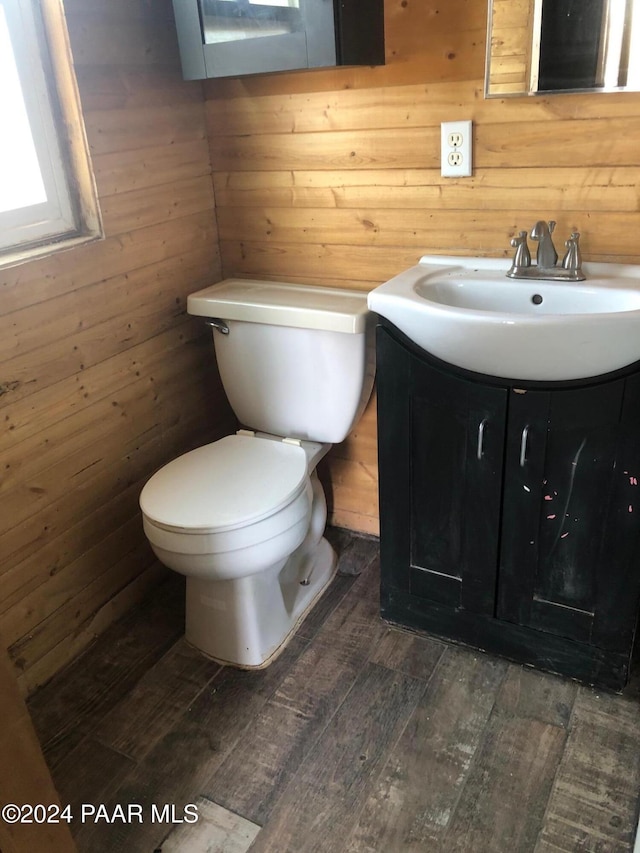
[367,255,640,381]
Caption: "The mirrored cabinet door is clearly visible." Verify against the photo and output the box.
[172,0,384,79]
[200,0,302,46]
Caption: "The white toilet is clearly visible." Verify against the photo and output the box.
[139,278,375,669]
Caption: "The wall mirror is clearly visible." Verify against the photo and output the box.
[485,0,640,97]
[172,0,384,80]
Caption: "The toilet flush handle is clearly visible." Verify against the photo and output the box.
[204,318,229,335]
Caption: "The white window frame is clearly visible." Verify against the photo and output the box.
[0,0,101,268]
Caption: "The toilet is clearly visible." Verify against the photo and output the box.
[139,278,375,669]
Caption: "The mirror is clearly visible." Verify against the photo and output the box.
[173,0,384,81]
[486,0,640,97]
[199,0,302,46]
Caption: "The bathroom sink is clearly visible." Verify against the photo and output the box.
[367,255,640,381]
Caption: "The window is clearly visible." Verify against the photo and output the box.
[0,0,101,266]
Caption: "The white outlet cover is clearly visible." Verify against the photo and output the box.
[441,120,472,178]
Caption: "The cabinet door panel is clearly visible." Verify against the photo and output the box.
[377,327,507,615]
[498,381,632,647]
[592,373,640,651]
[409,349,507,614]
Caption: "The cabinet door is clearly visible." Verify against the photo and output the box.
[377,327,507,615]
[497,379,640,651]
[173,0,384,80]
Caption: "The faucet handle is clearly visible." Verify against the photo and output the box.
[510,230,528,248]
[562,231,582,272]
[509,230,531,270]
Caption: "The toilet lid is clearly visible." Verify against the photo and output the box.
[140,434,308,533]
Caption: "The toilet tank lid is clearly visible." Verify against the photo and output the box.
[187,279,370,334]
[140,435,308,533]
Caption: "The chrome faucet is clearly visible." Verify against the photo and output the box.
[531,220,558,269]
[507,220,585,281]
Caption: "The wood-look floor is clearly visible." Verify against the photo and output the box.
[27,530,640,853]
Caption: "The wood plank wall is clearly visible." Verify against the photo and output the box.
[0,0,234,695]
[204,0,640,536]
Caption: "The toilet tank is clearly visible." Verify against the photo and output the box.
[188,279,375,444]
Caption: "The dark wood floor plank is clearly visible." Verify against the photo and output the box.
[572,685,640,738]
[534,687,640,852]
[295,572,357,641]
[201,559,386,825]
[50,738,135,819]
[95,637,221,761]
[331,530,380,577]
[248,661,425,853]
[494,664,578,729]
[345,646,508,852]
[442,707,567,851]
[27,572,185,769]
[370,625,445,681]
[74,635,308,853]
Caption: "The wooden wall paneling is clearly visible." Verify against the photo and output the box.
[16,561,170,698]
[218,207,640,261]
[1,318,208,459]
[209,121,640,174]
[384,0,487,63]
[0,0,231,691]
[0,341,209,539]
[216,206,513,251]
[321,393,379,536]
[0,330,215,506]
[84,103,207,157]
[1,255,215,409]
[0,482,145,617]
[64,13,180,68]
[61,0,169,18]
[0,348,226,583]
[9,539,158,675]
[213,167,640,213]
[321,456,379,536]
[1,514,147,648]
[73,65,204,111]
[100,175,215,235]
[209,127,441,172]
[1,211,217,315]
[206,80,640,137]
[92,139,213,196]
[224,239,427,277]
[3,352,230,641]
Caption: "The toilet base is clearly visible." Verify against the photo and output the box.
[184,536,337,668]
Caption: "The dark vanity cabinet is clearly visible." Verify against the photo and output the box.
[172,0,385,80]
[377,320,640,690]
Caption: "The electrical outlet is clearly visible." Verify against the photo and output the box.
[441,120,472,178]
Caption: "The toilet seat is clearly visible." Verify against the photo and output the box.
[140,433,309,534]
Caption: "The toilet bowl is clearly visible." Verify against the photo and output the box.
[140,278,375,669]
[140,432,336,667]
